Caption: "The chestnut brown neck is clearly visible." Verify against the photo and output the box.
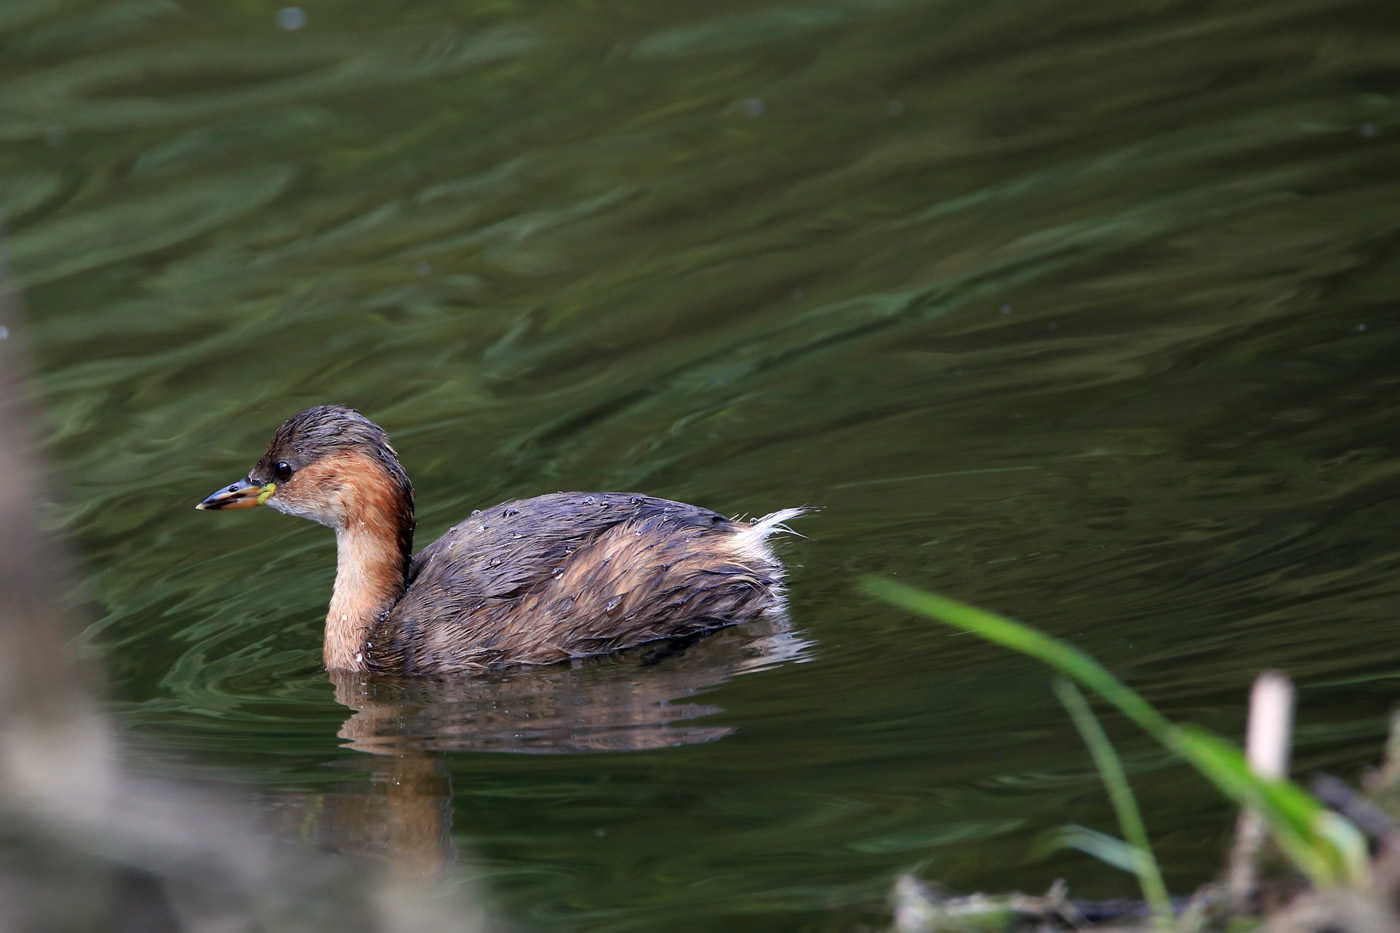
[322,456,414,672]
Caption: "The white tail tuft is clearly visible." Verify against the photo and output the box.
[730,507,811,567]
[742,507,810,541]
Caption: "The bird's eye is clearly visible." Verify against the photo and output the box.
[273,461,293,482]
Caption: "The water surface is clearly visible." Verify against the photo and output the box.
[6,0,1400,928]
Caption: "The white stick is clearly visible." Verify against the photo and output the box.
[1227,671,1296,910]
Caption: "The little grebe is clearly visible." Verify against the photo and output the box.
[197,406,804,675]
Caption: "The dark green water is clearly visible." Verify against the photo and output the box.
[6,0,1400,927]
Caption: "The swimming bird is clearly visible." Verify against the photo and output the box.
[197,406,804,675]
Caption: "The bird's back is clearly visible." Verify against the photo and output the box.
[367,492,795,674]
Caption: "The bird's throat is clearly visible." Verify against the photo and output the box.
[324,476,412,672]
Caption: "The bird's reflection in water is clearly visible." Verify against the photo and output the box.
[274,617,811,875]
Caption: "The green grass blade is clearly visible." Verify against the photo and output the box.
[1054,678,1174,929]
[863,577,1370,889]
[1170,727,1369,886]
[1043,824,1153,875]
[861,580,1173,739]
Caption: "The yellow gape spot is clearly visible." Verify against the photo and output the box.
[256,483,276,505]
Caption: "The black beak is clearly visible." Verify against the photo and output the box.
[196,477,273,511]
